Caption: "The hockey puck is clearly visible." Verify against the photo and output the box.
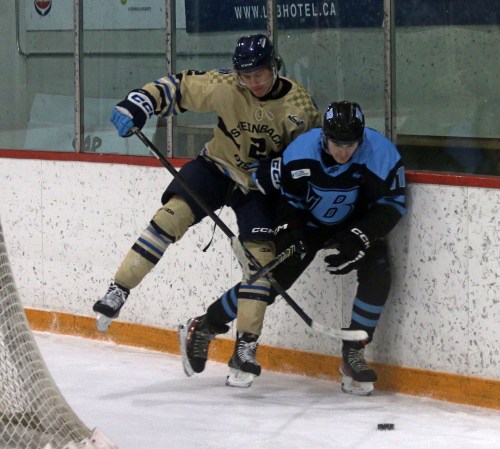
[377,423,395,431]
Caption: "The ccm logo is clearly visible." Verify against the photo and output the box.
[351,228,370,248]
[252,227,274,234]
[273,224,288,234]
[128,92,154,118]
[270,157,281,189]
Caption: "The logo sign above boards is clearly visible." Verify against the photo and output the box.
[34,0,52,17]
[184,0,497,33]
[25,0,166,31]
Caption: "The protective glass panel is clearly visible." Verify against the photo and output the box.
[82,1,168,155]
[276,0,385,133]
[0,0,74,152]
[395,1,500,176]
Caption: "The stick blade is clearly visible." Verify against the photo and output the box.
[340,328,369,341]
[310,321,368,340]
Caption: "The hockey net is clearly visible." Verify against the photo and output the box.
[0,219,117,449]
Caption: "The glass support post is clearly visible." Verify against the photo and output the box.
[74,0,83,153]
[384,0,396,141]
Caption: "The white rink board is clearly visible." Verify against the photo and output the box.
[0,157,498,380]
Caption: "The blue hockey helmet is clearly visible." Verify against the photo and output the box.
[323,101,365,144]
[232,34,276,73]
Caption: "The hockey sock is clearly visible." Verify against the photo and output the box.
[115,222,173,289]
[206,284,240,326]
[236,297,268,336]
[349,297,385,342]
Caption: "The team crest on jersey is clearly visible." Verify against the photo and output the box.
[286,114,304,127]
[291,168,311,179]
[34,0,52,16]
[216,68,233,74]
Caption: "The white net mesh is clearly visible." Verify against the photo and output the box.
[0,218,93,449]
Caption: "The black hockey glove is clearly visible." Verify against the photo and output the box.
[250,157,282,195]
[111,89,154,137]
[274,223,307,266]
[324,228,370,275]
[274,200,308,266]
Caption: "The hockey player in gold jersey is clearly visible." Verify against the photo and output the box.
[93,34,321,386]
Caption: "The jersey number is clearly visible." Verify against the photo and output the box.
[248,137,267,160]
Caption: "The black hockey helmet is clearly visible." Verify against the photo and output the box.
[232,34,276,73]
[323,101,365,144]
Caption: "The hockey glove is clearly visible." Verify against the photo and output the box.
[274,199,308,266]
[274,223,307,266]
[111,89,155,137]
[324,228,370,275]
[250,157,282,195]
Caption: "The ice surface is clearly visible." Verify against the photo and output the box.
[36,332,500,449]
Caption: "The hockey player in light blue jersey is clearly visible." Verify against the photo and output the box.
[188,101,406,394]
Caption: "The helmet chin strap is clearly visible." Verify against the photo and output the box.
[321,133,330,155]
[268,65,279,92]
[259,67,278,96]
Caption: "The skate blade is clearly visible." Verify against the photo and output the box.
[225,367,256,388]
[178,323,195,377]
[95,314,113,333]
[340,374,374,396]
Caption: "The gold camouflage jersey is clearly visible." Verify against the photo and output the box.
[140,69,322,191]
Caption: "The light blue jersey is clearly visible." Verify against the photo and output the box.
[279,127,406,238]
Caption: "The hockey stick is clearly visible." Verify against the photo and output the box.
[248,237,339,285]
[246,242,305,285]
[134,129,367,341]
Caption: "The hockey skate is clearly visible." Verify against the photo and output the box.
[225,333,261,388]
[92,282,130,333]
[340,340,377,396]
[178,315,229,377]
